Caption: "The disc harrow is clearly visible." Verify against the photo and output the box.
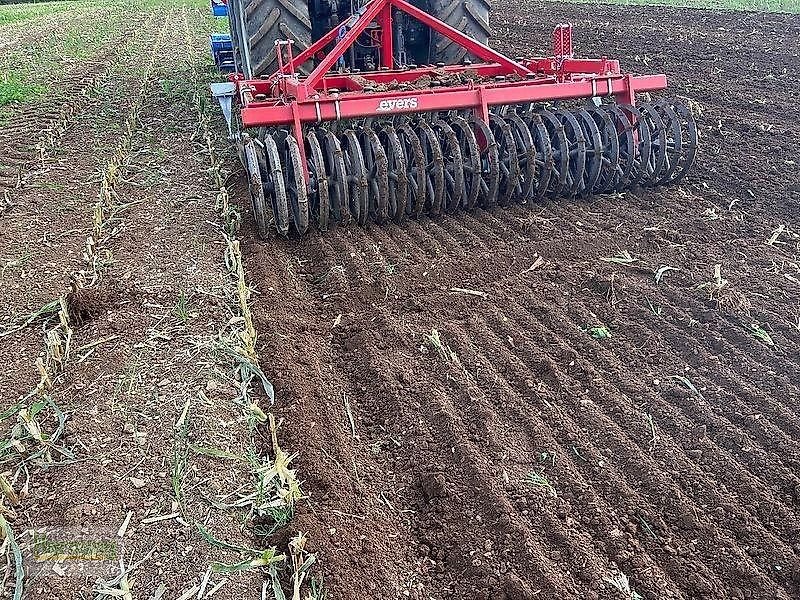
[243,100,698,235]
[213,0,699,238]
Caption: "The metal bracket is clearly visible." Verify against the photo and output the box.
[552,23,573,78]
[210,82,237,138]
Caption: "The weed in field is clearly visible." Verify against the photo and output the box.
[0,299,60,339]
[519,254,545,275]
[172,398,191,510]
[424,328,459,364]
[587,325,612,339]
[747,323,775,346]
[188,444,244,461]
[213,339,275,406]
[114,359,142,402]
[93,548,155,599]
[183,13,321,589]
[0,297,73,480]
[0,0,93,26]
[260,531,326,600]
[0,514,23,600]
[698,264,728,296]
[311,264,345,285]
[215,414,302,525]
[287,532,323,599]
[262,414,303,507]
[307,576,328,600]
[571,446,587,462]
[0,472,20,509]
[174,290,190,323]
[1,393,72,468]
[1,190,11,215]
[518,210,553,232]
[196,523,285,573]
[158,78,181,99]
[637,514,659,540]
[255,506,293,537]
[450,287,488,298]
[343,392,356,439]
[568,0,798,11]
[524,471,557,497]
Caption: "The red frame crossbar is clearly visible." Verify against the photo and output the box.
[230,0,667,184]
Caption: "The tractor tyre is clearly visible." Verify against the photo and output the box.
[228,0,312,78]
[430,0,491,64]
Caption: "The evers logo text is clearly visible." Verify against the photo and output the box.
[376,98,419,112]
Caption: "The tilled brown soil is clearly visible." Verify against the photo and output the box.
[1,1,798,598]
[239,3,800,600]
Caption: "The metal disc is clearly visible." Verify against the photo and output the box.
[554,108,587,198]
[605,105,636,191]
[538,108,569,199]
[260,133,290,236]
[242,135,269,239]
[434,119,465,214]
[585,105,620,193]
[574,108,603,195]
[618,104,652,187]
[526,113,553,201]
[378,124,408,223]
[638,102,668,186]
[417,120,445,216]
[505,112,537,204]
[489,113,520,206]
[397,123,427,219]
[281,133,309,235]
[665,99,698,184]
[341,129,369,225]
[469,116,500,208]
[652,100,683,185]
[320,129,350,226]
[305,130,329,232]
[448,115,481,210]
[360,125,390,225]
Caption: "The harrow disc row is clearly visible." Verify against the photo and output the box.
[243,99,698,236]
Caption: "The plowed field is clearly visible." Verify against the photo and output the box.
[240,3,800,600]
[0,1,797,599]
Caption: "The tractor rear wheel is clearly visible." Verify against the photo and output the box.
[430,0,491,64]
[228,0,312,78]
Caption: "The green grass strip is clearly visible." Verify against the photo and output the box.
[0,73,42,107]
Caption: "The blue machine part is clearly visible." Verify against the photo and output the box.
[210,33,235,73]
[211,0,228,17]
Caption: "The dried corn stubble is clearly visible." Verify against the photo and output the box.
[181,18,322,592]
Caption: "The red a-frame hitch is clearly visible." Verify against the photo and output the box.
[230,0,666,185]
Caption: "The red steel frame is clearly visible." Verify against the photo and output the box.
[231,0,667,182]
